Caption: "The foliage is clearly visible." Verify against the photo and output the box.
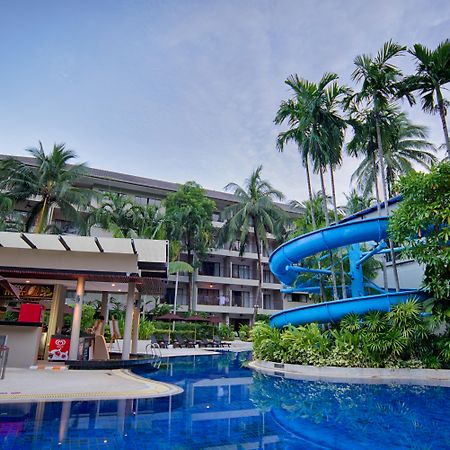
[219,166,287,314]
[347,106,436,197]
[0,193,24,231]
[389,162,450,320]
[401,40,450,158]
[164,181,215,264]
[149,302,172,317]
[289,192,331,236]
[138,319,156,340]
[88,191,165,238]
[0,142,91,233]
[252,300,449,369]
[217,324,235,340]
[80,304,96,334]
[255,314,270,323]
[342,188,374,215]
[164,181,215,309]
[238,323,252,341]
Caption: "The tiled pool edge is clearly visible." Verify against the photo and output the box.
[249,360,450,387]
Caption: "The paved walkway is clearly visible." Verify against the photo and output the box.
[0,368,182,403]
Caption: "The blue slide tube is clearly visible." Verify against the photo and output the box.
[270,291,428,328]
[269,217,425,328]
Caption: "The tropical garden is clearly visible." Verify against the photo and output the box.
[0,39,448,360]
[252,39,450,368]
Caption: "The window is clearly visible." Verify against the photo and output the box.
[232,291,250,307]
[232,264,250,279]
[135,196,148,206]
[263,294,272,309]
[291,293,309,303]
[165,287,187,305]
[200,262,220,277]
[263,269,273,283]
[197,289,220,306]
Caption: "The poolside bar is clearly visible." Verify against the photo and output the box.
[0,232,168,368]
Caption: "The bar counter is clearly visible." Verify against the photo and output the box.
[0,321,42,368]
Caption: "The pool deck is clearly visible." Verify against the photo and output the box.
[0,368,182,403]
[0,341,252,403]
[111,339,252,356]
[249,360,450,387]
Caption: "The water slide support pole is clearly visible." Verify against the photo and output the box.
[349,244,365,298]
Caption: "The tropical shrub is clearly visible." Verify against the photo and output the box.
[252,300,449,369]
[389,162,450,322]
[238,324,252,341]
[217,324,234,340]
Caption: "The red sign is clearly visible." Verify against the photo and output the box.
[48,337,70,361]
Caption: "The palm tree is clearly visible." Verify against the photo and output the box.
[89,192,140,238]
[0,143,90,233]
[384,112,437,195]
[342,189,375,215]
[349,108,436,197]
[168,260,193,319]
[350,40,411,292]
[276,72,348,300]
[275,100,317,228]
[402,40,450,158]
[219,166,286,323]
[0,193,23,231]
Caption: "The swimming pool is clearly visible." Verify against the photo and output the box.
[1,352,449,449]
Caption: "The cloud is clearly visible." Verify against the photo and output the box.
[0,0,448,205]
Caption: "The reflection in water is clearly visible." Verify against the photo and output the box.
[250,373,450,449]
[0,352,449,449]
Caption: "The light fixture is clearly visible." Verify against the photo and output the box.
[209,284,213,288]
[112,283,116,287]
[118,289,122,292]
[25,280,30,283]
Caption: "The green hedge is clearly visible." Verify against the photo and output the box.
[252,300,450,369]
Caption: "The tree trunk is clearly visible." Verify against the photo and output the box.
[187,251,194,311]
[437,87,450,159]
[375,116,400,292]
[305,156,326,301]
[305,157,317,229]
[319,165,339,300]
[373,155,389,291]
[35,197,49,234]
[253,220,263,325]
[329,165,347,299]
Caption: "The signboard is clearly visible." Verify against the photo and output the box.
[0,284,54,301]
[48,337,70,361]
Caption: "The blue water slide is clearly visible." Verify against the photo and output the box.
[269,217,425,328]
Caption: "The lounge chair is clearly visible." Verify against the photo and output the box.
[213,336,231,348]
[198,338,214,348]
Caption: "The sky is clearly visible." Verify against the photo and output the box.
[0,0,449,205]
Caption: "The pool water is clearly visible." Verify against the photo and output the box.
[0,352,449,449]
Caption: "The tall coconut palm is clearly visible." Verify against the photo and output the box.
[402,40,450,158]
[219,166,286,323]
[349,107,436,197]
[276,72,348,300]
[0,143,90,233]
[351,40,411,292]
[275,100,317,229]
